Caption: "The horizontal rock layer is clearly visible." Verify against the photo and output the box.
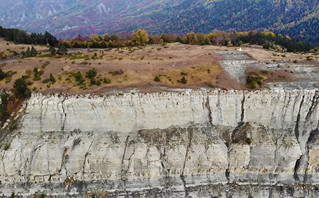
[0,89,319,197]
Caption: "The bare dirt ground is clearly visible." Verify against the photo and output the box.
[0,39,318,94]
[243,46,319,66]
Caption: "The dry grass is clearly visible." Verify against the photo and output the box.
[1,40,316,94]
[0,42,239,93]
[243,46,319,65]
[0,38,47,58]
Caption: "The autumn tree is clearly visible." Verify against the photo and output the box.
[186,32,198,45]
[197,33,211,45]
[131,29,149,46]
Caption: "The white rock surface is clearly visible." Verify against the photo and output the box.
[0,89,318,197]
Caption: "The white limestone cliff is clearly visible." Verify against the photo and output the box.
[0,89,318,197]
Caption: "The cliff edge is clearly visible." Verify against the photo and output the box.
[0,89,319,197]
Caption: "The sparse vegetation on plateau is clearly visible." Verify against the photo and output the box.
[21,46,37,57]
[246,73,264,89]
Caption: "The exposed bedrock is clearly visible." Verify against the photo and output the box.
[0,89,318,197]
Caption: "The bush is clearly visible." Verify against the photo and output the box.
[14,77,31,98]
[49,46,56,56]
[246,74,264,89]
[306,56,313,61]
[0,52,7,59]
[90,78,96,85]
[96,79,101,86]
[103,78,111,84]
[73,72,84,84]
[41,61,50,69]
[33,76,41,81]
[0,69,7,80]
[5,76,12,83]
[180,77,187,84]
[0,69,14,81]
[109,70,124,76]
[57,45,67,55]
[154,76,160,82]
[49,74,56,84]
[86,68,97,79]
[42,74,56,84]
[42,79,50,83]
[33,67,44,81]
[180,72,188,76]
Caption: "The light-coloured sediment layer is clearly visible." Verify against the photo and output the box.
[0,89,318,197]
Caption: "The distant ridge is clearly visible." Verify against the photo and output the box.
[0,0,318,44]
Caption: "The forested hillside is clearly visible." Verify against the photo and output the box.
[0,0,318,44]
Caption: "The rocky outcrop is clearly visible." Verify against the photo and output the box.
[0,89,318,197]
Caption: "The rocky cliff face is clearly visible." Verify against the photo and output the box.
[0,89,319,197]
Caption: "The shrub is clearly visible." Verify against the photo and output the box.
[96,79,101,86]
[26,81,33,85]
[246,74,264,89]
[33,67,44,81]
[306,56,313,61]
[49,74,56,84]
[109,70,124,76]
[5,76,12,83]
[0,52,7,59]
[154,76,160,82]
[103,78,111,84]
[0,69,7,80]
[57,45,67,55]
[73,72,84,84]
[33,76,41,81]
[49,46,56,56]
[14,77,31,98]
[42,74,56,84]
[41,61,50,69]
[180,72,188,76]
[180,77,187,84]
[86,68,97,79]
[90,78,96,85]
[0,69,15,81]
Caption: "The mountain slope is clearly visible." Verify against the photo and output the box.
[0,0,318,44]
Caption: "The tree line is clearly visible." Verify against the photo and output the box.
[0,26,316,52]
[60,30,316,52]
[0,26,58,46]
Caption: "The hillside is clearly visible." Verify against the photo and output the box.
[0,38,319,197]
[0,0,318,44]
